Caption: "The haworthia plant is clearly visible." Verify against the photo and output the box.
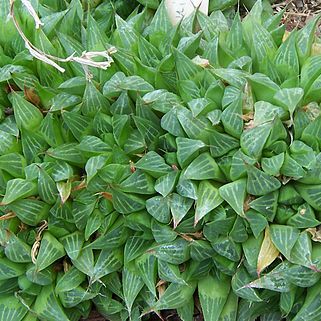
[0,0,321,320]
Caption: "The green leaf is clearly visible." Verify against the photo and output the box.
[246,165,281,196]
[270,224,300,260]
[120,169,155,195]
[151,238,190,265]
[209,130,239,158]
[34,285,70,321]
[122,268,144,313]
[176,137,206,168]
[38,167,58,204]
[0,258,25,280]
[245,209,268,238]
[274,31,299,80]
[170,193,194,228]
[35,232,65,271]
[9,199,49,226]
[232,266,262,302]
[82,81,110,116]
[290,231,315,269]
[198,274,230,321]
[146,195,171,223]
[124,237,152,265]
[296,14,321,66]
[249,191,278,222]
[135,253,157,297]
[11,92,43,131]
[212,236,242,262]
[245,262,291,292]
[292,281,321,321]
[230,149,256,181]
[47,143,86,166]
[155,171,179,197]
[219,179,247,216]
[0,153,26,178]
[295,183,321,210]
[62,111,92,142]
[261,153,284,176]
[195,181,223,225]
[112,189,145,214]
[0,295,28,321]
[1,179,37,205]
[60,231,84,261]
[135,151,171,178]
[240,123,272,159]
[55,266,86,293]
[221,97,243,138]
[154,281,197,310]
[184,152,225,181]
[177,108,208,139]
[120,75,154,93]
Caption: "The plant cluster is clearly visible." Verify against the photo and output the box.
[1,1,321,321]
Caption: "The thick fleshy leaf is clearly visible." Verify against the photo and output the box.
[184,152,225,181]
[270,224,299,260]
[198,274,230,321]
[1,179,37,205]
[35,232,65,272]
[195,181,223,225]
[219,179,247,216]
[246,165,281,196]
[257,227,279,275]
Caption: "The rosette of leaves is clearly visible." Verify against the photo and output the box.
[1,0,321,320]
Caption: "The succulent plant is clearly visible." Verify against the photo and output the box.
[1,1,321,321]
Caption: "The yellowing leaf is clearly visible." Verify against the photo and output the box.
[257,227,279,276]
[57,181,72,204]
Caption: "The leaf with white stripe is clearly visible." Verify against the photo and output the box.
[261,153,284,176]
[135,151,171,178]
[209,130,239,158]
[195,181,223,225]
[85,155,109,183]
[34,285,69,321]
[78,135,111,154]
[270,224,299,260]
[199,274,230,321]
[1,178,37,205]
[120,76,154,93]
[170,193,194,228]
[123,268,144,313]
[82,80,110,116]
[0,295,28,321]
[55,266,86,293]
[290,231,314,269]
[240,123,272,159]
[38,167,58,204]
[62,111,92,141]
[9,199,49,226]
[136,253,157,297]
[177,137,206,168]
[146,195,171,223]
[35,232,65,272]
[246,165,281,196]
[112,189,145,214]
[184,152,225,181]
[47,143,86,166]
[61,231,84,261]
[11,91,43,131]
[0,153,26,178]
[177,108,208,139]
[219,179,247,216]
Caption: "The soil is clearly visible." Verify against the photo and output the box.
[273,0,321,31]
[83,1,321,320]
